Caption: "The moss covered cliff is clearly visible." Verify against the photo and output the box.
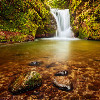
[47,0,100,40]
[0,0,56,42]
[70,0,100,40]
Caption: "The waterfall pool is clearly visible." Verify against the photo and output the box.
[0,39,100,99]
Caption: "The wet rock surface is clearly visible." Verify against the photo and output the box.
[54,70,68,76]
[46,62,57,68]
[8,71,42,95]
[29,61,43,66]
[53,76,73,91]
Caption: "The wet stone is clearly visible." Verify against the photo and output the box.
[29,61,43,66]
[46,63,57,68]
[8,71,42,95]
[54,70,68,76]
[53,76,73,91]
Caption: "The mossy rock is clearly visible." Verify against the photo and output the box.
[8,71,42,95]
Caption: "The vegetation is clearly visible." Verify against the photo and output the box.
[0,0,99,42]
[45,0,70,9]
[0,0,56,42]
[47,0,100,40]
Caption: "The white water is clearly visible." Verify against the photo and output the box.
[51,8,74,38]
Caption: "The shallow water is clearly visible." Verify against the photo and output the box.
[0,39,100,99]
[0,39,99,66]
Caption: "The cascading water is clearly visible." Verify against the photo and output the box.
[51,9,74,38]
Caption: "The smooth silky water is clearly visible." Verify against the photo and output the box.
[51,9,74,38]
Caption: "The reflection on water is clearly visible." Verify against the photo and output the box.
[53,41,70,61]
[0,39,100,66]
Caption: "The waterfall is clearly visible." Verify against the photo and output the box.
[51,9,74,38]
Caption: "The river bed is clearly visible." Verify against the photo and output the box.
[0,39,100,99]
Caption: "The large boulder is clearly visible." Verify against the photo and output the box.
[8,71,42,95]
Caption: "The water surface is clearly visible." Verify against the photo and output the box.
[0,39,100,99]
[0,39,99,66]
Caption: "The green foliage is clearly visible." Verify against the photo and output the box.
[46,0,70,9]
[0,0,51,42]
[47,0,99,40]
[0,0,99,41]
[69,0,100,40]
[79,27,89,39]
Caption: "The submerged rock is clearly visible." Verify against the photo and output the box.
[46,63,57,68]
[53,76,73,91]
[8,71,42,95]
[54,70,68,76]
[29,61,43,66]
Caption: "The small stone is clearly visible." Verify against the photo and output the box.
[46,63,57,68]
[54,70,68,76]
[53,76,73,91]
[29,61,43,66]
[8,71,42,95]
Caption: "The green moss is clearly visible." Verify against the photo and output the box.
[0,0,53,42]
[25,72,41,87]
